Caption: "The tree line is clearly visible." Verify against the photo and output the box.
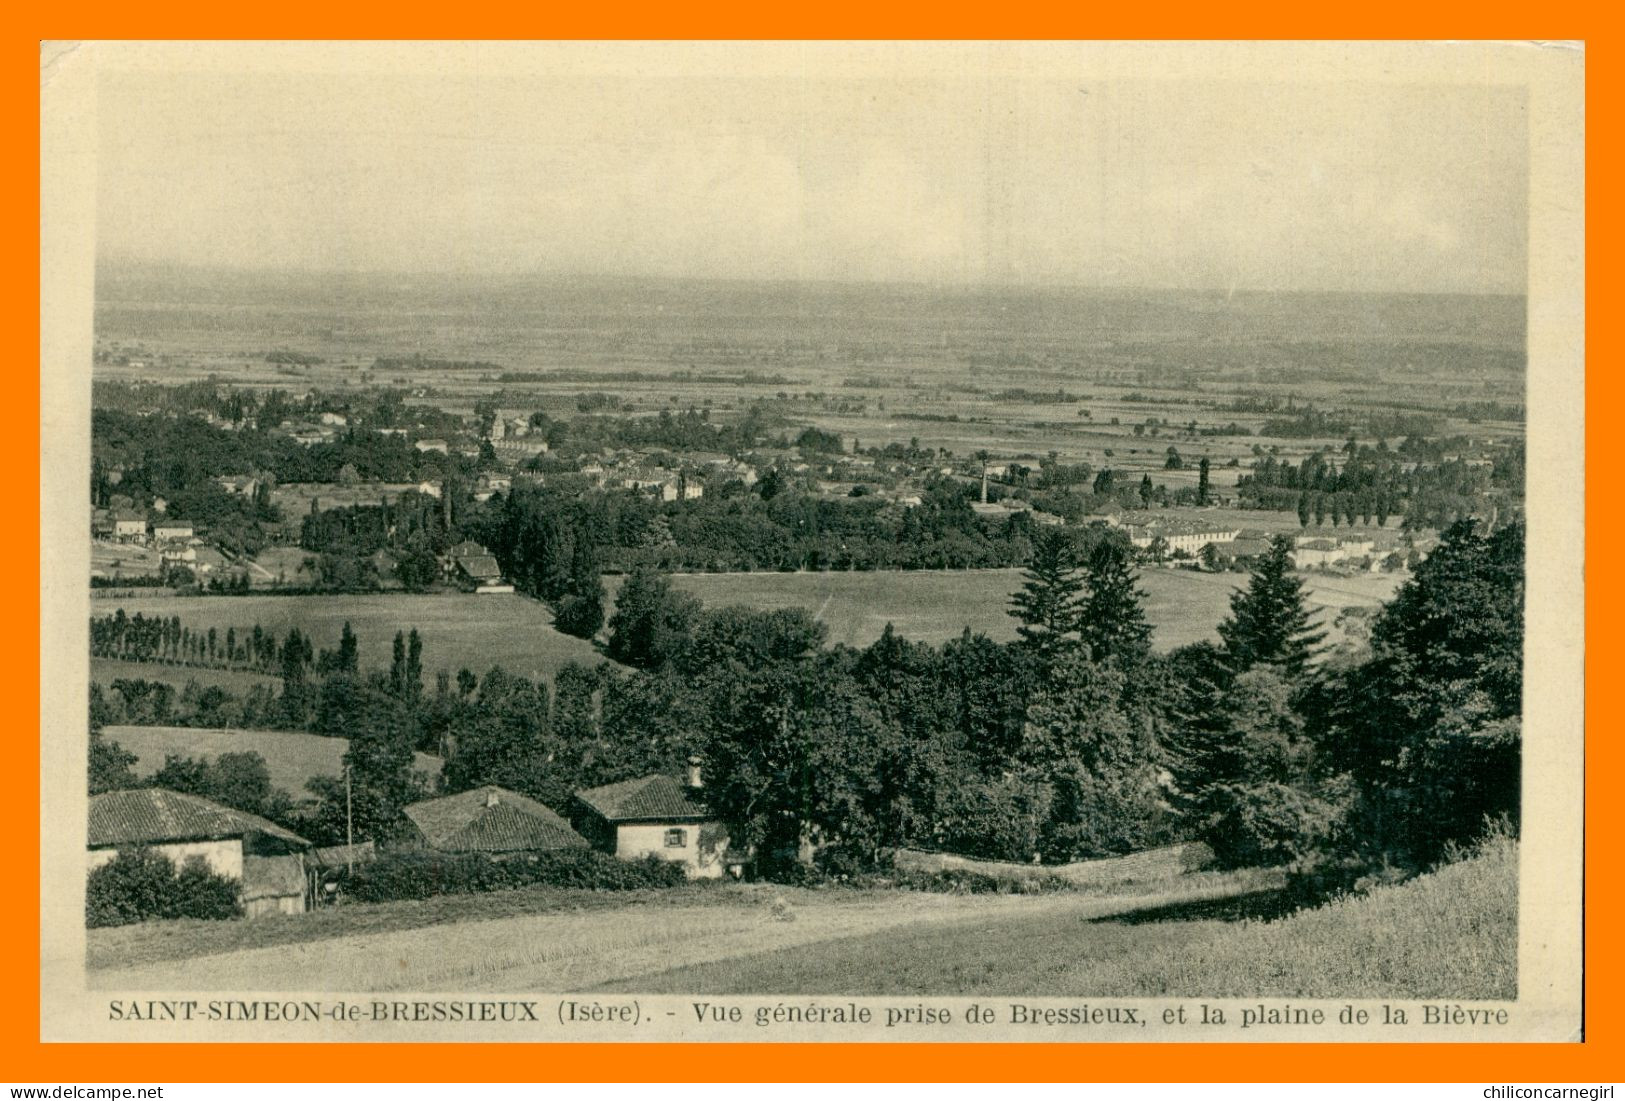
[90,519,1521,891]
[91,612,360,678]
[1238,439,1521,531]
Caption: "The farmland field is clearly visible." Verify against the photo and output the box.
[99,724,443,795]
[87,593,610,683]
[92,566,1403,683]
[90,540,162,579]
[610,567,1405,652]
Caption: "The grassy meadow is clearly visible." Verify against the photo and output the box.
[92,656,279,695]
[600,839,1516,999]
[1076,833,1518,1000]
[99,724,443,795]
[91,540,162,579]
[87,592,607,684]
[610,567,1403,652]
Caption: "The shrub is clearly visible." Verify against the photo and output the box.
[86,849,243,928]
[171,856,246,919]
[1205,781,1342,870]
[889,866,1074,895]
[340,848,687,903]
[812,843,885,880]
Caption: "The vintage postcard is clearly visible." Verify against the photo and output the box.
[39,40,1584,1043]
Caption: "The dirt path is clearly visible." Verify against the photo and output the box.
[88,878,1269,993]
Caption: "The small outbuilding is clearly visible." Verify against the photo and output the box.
[87,787,313,917]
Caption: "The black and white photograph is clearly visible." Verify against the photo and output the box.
[39,40,1584,1043]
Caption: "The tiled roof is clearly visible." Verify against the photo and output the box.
[575,774,711,823]
[404,786,588,854]
[89,788,311,849]
[456,555,503,581]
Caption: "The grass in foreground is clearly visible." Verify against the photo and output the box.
[589,891,1264,996]
[1076,834,1518,1000]
[86,882,746,971]
[596,839,1515,999]
[88,887,1086,992]
[88,870,1279,992]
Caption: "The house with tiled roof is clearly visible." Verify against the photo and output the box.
[1124,518,1241,556]
[110,510,148,542]
[87,788,312,918]
[1213,535,1275,567]
[1292,534,1377,569]
[151,519,194,544]
[215,474,260,497]
[440,540,511,592]
[403,786,588,857]
[573,769,730,879]
[455,555,508,591]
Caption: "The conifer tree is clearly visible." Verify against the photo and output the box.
[554,536,607,638]
[405,628,424,705]
[1078,537,1152,666]
[1216,536,1325,678]
[337,621,359,674]
[1009,527,1086,667]
[389,630,407,696]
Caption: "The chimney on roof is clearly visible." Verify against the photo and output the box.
[685,757,703,790]
[485,790,500,808]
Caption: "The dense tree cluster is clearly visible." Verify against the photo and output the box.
[1238,438,1520,531]
[473,476,1046,581]
[1307,521,1524,868]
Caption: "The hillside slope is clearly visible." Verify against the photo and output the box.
[602,837,1515,998]
[1079,834,1517,999]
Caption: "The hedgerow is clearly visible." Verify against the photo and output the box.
[339,848,687,902]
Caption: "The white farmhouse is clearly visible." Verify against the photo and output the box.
[574,771,729,879]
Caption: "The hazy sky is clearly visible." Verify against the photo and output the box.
[94,51,1529,293]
